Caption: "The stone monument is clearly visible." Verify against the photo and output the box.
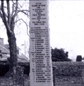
[29,0,53,86]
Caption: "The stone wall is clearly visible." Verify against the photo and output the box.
[53,62,84,86]
[0,62,84,86]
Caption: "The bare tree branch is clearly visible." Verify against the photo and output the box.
[13,0,18,18]
[11,1,15,16]
[0,2,7,20]
[0,11,3,18]
[12,9,29,18]
[15,18,29,36]
[0,2,2,18]
[1,0,12,34]
[6,0,10,24]
[17,10,29,17]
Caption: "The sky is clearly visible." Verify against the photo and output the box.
[49,0,84,60]
[0,0,84,61]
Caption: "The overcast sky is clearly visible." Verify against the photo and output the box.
[49,0,84,60]
[0,0,84,60]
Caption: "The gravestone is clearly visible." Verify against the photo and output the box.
[29,0,53,86]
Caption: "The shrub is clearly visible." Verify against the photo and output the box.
[76,55,82,62]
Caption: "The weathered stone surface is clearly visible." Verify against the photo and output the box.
[29,0,53,86]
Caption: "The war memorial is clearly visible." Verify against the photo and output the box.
[29,0,53,86]
[0,0,84,86]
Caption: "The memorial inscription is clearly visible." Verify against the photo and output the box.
[29,0,53,86]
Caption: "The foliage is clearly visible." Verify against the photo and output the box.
[51,48,71,61]
[53,62,84,77]
[76,55,82,62]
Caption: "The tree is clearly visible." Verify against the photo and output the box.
[51,48,71,61]
[0,0,29,76]
[76,55,82,62]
